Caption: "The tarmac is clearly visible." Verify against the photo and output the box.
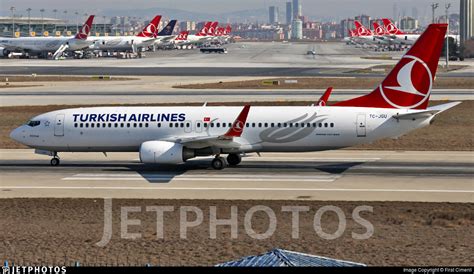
[1,149,472,202]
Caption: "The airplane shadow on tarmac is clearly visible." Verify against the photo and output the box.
[0,159,365,184]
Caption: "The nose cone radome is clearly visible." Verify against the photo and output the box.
[10,127,23,143]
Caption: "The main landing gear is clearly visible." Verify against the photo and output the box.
[211,154,242,170]
[50,152,60,166]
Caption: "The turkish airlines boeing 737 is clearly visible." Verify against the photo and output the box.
[10,24,459,170]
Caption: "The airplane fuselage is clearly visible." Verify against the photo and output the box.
[11,106,431,154]
[0,36,91,52]
[88,36,155,51]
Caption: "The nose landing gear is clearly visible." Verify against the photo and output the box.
[50,152,60,166]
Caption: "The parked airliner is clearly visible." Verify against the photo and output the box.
[10,24,459,170]
[0,15,95,59]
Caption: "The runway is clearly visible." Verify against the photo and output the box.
[1,89,472,106]
[2,66,474,78]
[1,150,472,202]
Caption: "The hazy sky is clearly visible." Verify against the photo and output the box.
[1,0,460,21]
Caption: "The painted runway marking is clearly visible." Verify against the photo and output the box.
[62,173,340,182]
[1,186,473,193]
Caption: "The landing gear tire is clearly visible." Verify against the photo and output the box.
[50,158,60,166]
[227,154,241,166]
[211,157,226,170]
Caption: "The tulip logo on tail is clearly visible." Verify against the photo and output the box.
[141,24,156,37]
[76,24,90,39]
[386,23,398,34]
[379,55,432,109]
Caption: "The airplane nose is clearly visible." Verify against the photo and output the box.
[10,127,22,142]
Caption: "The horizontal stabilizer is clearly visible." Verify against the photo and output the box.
[393,101,461,120]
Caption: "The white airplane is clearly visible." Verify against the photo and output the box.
[89,15,162,53]
[0,15,95,59]
[353,20,390,46]
[151,20,178,48]
[382,18,420,45]
[185,22,214,43]
[10,24,460,170]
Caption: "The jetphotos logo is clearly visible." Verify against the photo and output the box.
[379,55,432,109]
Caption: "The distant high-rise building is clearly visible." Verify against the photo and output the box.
[400,17,419,30]
[460,0,473,44]
[292,0,301,19]
[355,15,371,28]
[269,6,279,24]
[286,2,293,25]
[291,18,303,39]
[340,18,355,37]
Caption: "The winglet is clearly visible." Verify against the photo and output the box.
[317,87,333,106]
[223,105,250,138]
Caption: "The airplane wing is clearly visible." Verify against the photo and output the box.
[162,105,251,149]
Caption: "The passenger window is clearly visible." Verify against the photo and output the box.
[114,123,118,128]
[283,123,287,127]
[210,123,214,128]
[258,123,262,128]
[312,123,316,127]
[204,123,208,128]
[91,124,95,128]
[246,123,249,127]
[186,122,190,128]
[216,123,220,128]
[74,123,78,128]
[120,123,124,128]
[330,123,334,128]
[228,123,232,127]
[290,123,293,128]
[108,123,112,128]
[157,123,161,128]
[197,123,201,128]
[301,123,305,127]
[175,123,179,127]
[96,123,100,128]
[127,123,130,128]
[85,123,89,128]
[271,123,274,127]
[264,123,268,127]
[324,123,328,128]
[133,123,137,128]
[252,123,255,128]
[180,123,184,128]
[139,123,143,128]
[295,123,299,128]
[145,123,149,128]
[278,123,281,128]
[169,123,173,128]
[102,123,106,128]
[318,123,322,127]
[80,123,83,128]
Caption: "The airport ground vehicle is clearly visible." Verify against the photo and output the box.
[200,47,227,54]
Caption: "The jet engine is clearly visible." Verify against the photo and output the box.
[139,141,195,164]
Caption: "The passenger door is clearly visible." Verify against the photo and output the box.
[54,114,65,136]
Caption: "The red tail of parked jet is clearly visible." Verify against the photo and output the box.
[197,22,212,36]
[354,20,373,36]
[224,25,232,35]
[382,18,405,35]
[334,24,447,110]
[136,15,162,38]
[74,15,95,39]
[373,22,387,36]
[207,22,219,36]
[175,31,189,41]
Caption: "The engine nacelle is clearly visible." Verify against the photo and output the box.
[0,48,9,57]
[139,141,194,164]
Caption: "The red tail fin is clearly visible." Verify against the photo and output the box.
[136,15,162,38]
[382,18,404,35]
[334,24,447,110]
[207,22,218,36]
[74,15,94,40]
[176,31,189,40]
[225,25,232,35]
[197,22,212,36]
[373,22,386,36]
[354,20,372,36]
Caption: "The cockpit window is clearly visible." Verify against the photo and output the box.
[27,120,41,127]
